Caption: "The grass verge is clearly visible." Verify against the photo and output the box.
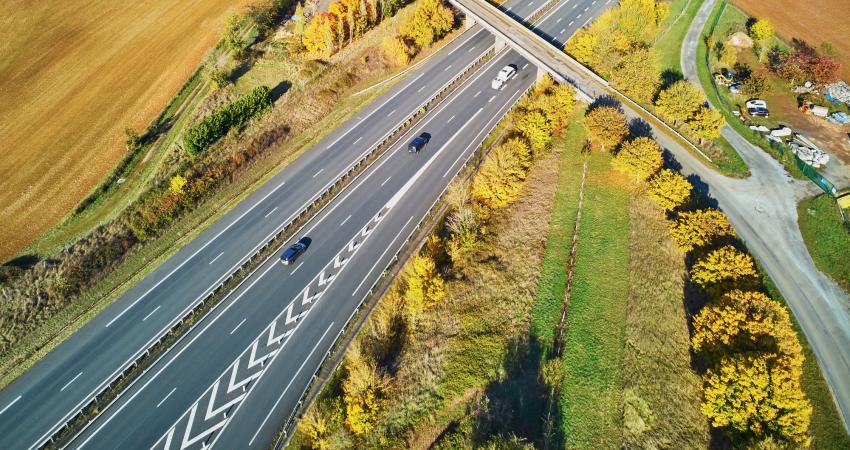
[622,193,708,448]
[797,195,850,293]
[555,133,631,448]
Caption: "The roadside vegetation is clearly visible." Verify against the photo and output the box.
[564,0,749,176]
[797,195,850,293]
[289,73,849,450]
[696,0,847,186]
[0,0,460,389]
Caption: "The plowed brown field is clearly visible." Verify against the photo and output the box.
[0,0,249,261]
[733,0,850,80]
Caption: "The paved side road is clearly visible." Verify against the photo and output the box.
[681,0,850,433]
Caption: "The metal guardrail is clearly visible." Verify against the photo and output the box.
[43,32,497,450]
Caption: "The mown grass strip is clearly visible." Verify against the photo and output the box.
[556,145,630,449]
[529,112,587,354]
[797,194,850,295]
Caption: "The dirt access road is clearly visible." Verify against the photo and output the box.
[0,0,251,261]
[683,0,850,433]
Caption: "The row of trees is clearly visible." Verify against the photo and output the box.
[303,0,409,57]
[381,0,455,66]
[589,100,812,446]
[565,0,726,147]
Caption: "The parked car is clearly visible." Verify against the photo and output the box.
[408,133,431,153]
[491,65,517,90]
[746,99,769,118]
[280,237,311,265]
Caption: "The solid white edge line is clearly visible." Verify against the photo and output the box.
[247,322,335,446]
[49,28,509,450]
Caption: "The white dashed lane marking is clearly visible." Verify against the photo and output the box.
[156,388,176,408]
[263,207,278,219]
[60,372,83,392]
[340,214,352,227]
[209,251,225,264]
[381,176,392,187]
[142,306,160,322]
[230,319,246,335]
[312,168,324,178]
[290,262,304,275]
[0,396,21,416]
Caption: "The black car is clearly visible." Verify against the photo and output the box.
[408,133,431,153]
[280,237,311,265]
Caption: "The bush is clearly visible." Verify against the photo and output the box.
[183,85,272,155]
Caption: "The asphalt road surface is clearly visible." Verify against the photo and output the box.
[0,0,610,449]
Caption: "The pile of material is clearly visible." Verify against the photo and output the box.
[828,111,850,125]
[790,135,830,168]
[825,81,850,104]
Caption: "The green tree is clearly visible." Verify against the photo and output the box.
[208,68,230,90]
[612,136,663,182]
[584,106,629,152]
[223,13,245,53]
[740,72,770,97]
[719,43,739,69]
[655,80,705,125]
[647,169,691,211]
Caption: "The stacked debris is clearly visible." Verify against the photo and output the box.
[825,81,850,105]
[790,135,830,168]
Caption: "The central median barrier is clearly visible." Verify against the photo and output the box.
[47,33,498,450]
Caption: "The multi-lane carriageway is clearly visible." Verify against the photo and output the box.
[0,0,611,448]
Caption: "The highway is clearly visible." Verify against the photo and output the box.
[0,0,610,449]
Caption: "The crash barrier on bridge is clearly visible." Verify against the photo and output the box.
[272,79,537,450]
[703,0,838,197]
[45,34,499,450]
[452,0,718,165]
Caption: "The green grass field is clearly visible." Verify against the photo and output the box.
[798,195,850,294]
[554,137,631,449]
[655,0,701,73]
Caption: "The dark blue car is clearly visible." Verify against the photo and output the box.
[280,237,311,265]
[408,133,431,153]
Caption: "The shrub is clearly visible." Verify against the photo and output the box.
[183,85,272,155]
[690,245,756,289]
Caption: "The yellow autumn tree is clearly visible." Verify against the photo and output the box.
[502,136,532,169]
[303,13,338,57]
[382,35,413,65]
[536,84,576,132]
[690,245,757,289]
[648,169,691,211]
[611,46,661,104]
[471,143,526,209]
[584,106,629,152]
[689,106,725,143]
[692,290,800,356]
[612,136,663,182]
[300,407,331,450]
[342,343,386,435]
[564,28,596,65]
[655,80,706,125]
[669,208,736,252]
[403,254,445,318]
[399,0,454,48]
[701,353,811,447]
[749,18,774,43]
[516,110,554,155]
